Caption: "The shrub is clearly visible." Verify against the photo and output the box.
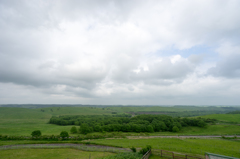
[130,146,136,152]
[70,126,77,134]
[31,130,41,137]
[60,131,69,138]
[139,145,151,155]
[172,126,179,132]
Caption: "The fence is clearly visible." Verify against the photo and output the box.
[160,150,203,159]
[142,150,152,159]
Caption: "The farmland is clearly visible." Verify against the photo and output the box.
[0,148,114,159]
[0,105,240,158]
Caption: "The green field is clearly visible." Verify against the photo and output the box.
[83,138,240,158]
[1,107,240,136]
[0,148,114,159]
[105,106,239,113]
[200,114,240,123]
[0,107,112,136]
[1,106,240,158]
[151,124,240,136]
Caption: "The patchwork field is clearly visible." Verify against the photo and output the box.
[1,105,240,158]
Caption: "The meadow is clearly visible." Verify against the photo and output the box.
[199,114,240,124]
[0,107,112,136]
[0,148,114,159]
[1,105,240,158]
[82,137,240,158]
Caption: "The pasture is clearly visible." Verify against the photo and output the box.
[199,114,240,124]
[0,148,114,159]
[1,106,240,158]
[83,137,240,158]
[1,106,240,136]
[0,107,112,136]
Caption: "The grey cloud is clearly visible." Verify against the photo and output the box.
[0,56,108,89]
[1,0,240,104]
[109,57,194,86]
[188,54,205,64]
[208,54,240,78]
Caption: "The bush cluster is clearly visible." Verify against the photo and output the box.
[139,145,151,155]
[50,114,209,134]
[0,133,121,141]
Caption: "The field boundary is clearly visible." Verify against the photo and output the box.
[142,149,152,159]
[156,150,203,159]
[0,143,130,153]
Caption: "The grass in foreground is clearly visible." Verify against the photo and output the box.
[0,148,114,159]
[83,138,240,158]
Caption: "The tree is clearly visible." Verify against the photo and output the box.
[198,120,207,128]
[146,125,154,133]
[70,126,77,134]
[172,126,179,132]
[60,131,69,138]
[79,123,91,134]
[158,121,167,131]
[31,130,41,137]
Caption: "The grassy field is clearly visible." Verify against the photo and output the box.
[0,107,112,136]
[1,106,240,136]
[151,124,240,136]
[105,106,239,113]
[0,148,114,159]
[0,107,112,119]
[82,138,240,158]
[199,114,240,123]
[0,119,74,136]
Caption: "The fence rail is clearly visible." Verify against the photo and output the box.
[142,150,152,159]
[160,150,203,159]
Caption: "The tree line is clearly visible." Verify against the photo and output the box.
[49,114,213,134]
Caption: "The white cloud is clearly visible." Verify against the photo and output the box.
[0,0,240,104]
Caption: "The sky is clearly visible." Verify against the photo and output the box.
[0,0,240,105]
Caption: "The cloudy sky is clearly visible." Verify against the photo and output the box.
[0,0,240,105]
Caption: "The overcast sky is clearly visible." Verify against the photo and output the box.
[0,0,240,105]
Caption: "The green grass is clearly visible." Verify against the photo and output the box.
[1,107,240,136]
[0,107,112,119]
[0,107,112,136]
[0,140,83,146]
[151,125,240,136]
[149,154,165,159]
[87,124,240,137]
[0,148,114,159]
[83,138,240,158]
[200,114,240,123]
[36,107,113,116]
[0,107,51,119]
[105,106,237,113]
[0,119,74,136]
